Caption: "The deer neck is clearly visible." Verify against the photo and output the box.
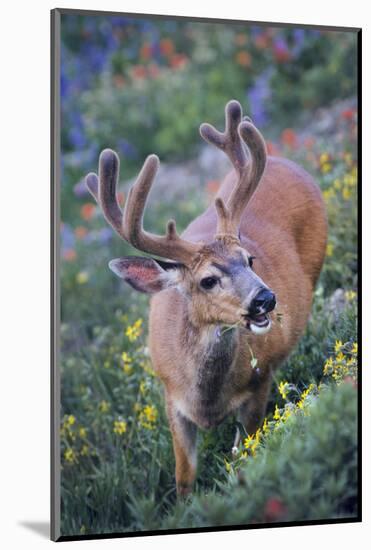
[179,313,239,428]
[182,310,239,373]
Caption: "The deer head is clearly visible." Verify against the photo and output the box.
[85,100,276,335]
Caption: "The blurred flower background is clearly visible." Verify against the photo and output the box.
[59,12,358,538]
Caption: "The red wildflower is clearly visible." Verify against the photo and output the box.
[140,42,153,61]
[264,497,287,522]
[80,203,96,221]
[74,226,88,239]
[273,47,291,63]
[160,38,175,57]
[63,248,77,262]
[206,180,221,195]
[341,108,355,121]
[254,34,270,50]
[131,65,147,80]
[236,51,252,67]
[281,128,298,149]
[170,54,188,70]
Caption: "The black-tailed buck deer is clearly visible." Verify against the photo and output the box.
[86,100,327,496]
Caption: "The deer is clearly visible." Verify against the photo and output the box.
[85,100,327,496]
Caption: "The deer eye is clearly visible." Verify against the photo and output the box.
[248,256,256,268]
[200,276,218,290]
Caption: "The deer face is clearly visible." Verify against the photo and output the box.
[187,241,276,334]
[109,239,276,335]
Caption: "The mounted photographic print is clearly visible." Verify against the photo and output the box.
[51,8,361,541]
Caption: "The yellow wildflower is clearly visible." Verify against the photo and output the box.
[125,319,143,342]
[139,405,158,429]
[122,352,133,374]
[67,415,76,426]
[321,162,332,174]
[326,243,334,257]
[273,404,281,420]
[319,152,330,164]
[76,271,89,284]
[336,352,346,363]
[344,172,357,186]
[345,290,357,302]
[143,405,158,423]
[123,363,133,375]
[323,188,335,201]
[344,152,352,165]
[64,448,77,464]
[262,417,269,434]
[250,442,259,456]
[80,444,89,456]
[333,178,341,190]
[278,381,289,400]
[334,340,343,353]
[224,459,231,472]
[299,384,315,404]
[78,427,87,438]
[282,406,293,422]
[122,351,132,363]
[244,434,254,450]
[113,419,127,435]
[139,380,147,395]
[140,360,156,376]
[98,400,110,413]
[351,342,358,355]
[342,187,351,200]
[323,356,334,375]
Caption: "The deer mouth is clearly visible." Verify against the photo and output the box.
[242,313,271,334]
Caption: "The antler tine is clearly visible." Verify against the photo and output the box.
[122,155,201,264]
[227,121,267,224]
[200,100,248,172]
[200,100,267,237]
[85,172,99,202]
[85,149,126,239]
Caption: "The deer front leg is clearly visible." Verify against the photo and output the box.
[234,368,272,449]
[166,397,198,497]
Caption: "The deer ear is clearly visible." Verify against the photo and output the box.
[108,257,183,294]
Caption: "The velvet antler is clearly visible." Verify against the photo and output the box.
[200,100,267,237]
[85,149,201,264]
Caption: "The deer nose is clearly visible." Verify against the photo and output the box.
[250,289,276,314]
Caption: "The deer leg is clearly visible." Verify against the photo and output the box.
[166,399,198,497]
[236,369,272,444]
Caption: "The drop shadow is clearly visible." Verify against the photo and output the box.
[18,521,50,539]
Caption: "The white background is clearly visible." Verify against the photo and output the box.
[0,0,368,547]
